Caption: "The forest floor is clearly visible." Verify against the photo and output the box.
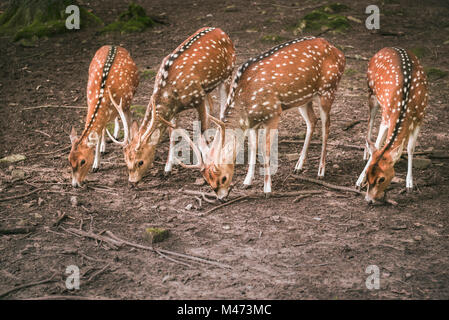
[0,0,448,299]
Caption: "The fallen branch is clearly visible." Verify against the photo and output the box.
[0,273,58,299]
[65,228,231,269]
[200,195,249,217]
[26,295,112,300]
[22,105,86,111]
[105,231,232,269]
[0,226,36,235]
[293,175,362,195]
[65,228,123,249]
[0,188,44,202]
[342,120,361,131]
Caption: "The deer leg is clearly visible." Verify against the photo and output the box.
[261,128,272,195]
[375,122,388,149]
[100,128,106,154]
[92,137,101,172]
[364,95,379,160]
[406,125,421,192]
[317,97,331,178]
[164,118,177,174]
[113,117,120,139]
[243,128,257,187]
[218,82,228,119]
[295,101,317,173]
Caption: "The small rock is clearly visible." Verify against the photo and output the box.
[313,217,322,221]
[271,215,281,223]
[382,272,391,278]
[414,222,423,228]
[70,196,78,207]
[11,169,25,179]
[194,177,205,186]
[414,235,422,241]
[33,212,42,219]
[144,227,170,243]
[405,273,412,279]
[285,153,298,161]
[391,176,404,184]
[413,157,431,169]
[332,164,340,169]
[185,203,193,210]
[222,225,231,230]
[0,154,26,163]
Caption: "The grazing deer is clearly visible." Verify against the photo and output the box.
[176,37,345,199]
[355,47,428,203]
[110,27,235,183]
[68,45,139,187]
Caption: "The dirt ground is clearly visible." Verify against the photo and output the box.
[1,0,449,300]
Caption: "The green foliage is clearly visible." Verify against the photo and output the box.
[101,2,155,34]
[425,67,448,80]
[344,68,357,76]
[140,69,157,80]
[130,105,146,118]
[0,0,102,41]
[410,47,428,59]
[294,2,350,34]
[260,34,287,43]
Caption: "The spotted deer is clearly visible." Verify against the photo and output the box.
[110,27,235,183]
[68,45,139,187]
[355,47,428,203]
[176,37,345,199]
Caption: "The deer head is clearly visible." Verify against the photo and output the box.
[169,115,237,201]
[68,128,98,187]
[364,139,403,203]
[107,92,162,184]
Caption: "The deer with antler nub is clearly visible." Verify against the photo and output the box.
[68,45,139,187]
[355,47,428,203]
[176,37,346,200]
[109,27,235,184]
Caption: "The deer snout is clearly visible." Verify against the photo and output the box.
[72,177,81,188]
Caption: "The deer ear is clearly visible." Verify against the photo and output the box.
[148,128,160,145]
[366,138,377,155]
[390,143,403,163]
[130,120,139,140]
[70,126,78,144]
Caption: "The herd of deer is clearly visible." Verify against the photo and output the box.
[68,27,428,204]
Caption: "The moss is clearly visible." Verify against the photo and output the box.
[144,227,170,243]
[101,2,155,34]
[140,69,157,80]
[344,68,357,76]
[105,122,124,140]
[322,3,349,13]
[425,67,448,80]
[130,105,146,118]
[260,34,287,43]
[294,3,350,34]
[410,47,428,59]
[0,0,102,41]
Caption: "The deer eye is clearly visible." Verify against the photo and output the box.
[138,160,144,167]
[221,176,227,184]
[378,177,385,184]
[80,159,86,166]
